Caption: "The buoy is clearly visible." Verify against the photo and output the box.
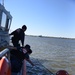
[56,70,69,75]
[0,56,11,75]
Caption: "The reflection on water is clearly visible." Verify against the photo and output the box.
[25,36,75,75]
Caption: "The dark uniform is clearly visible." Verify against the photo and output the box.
[10,47,29,73]
[10,44,32,73]
[10,28,25,47]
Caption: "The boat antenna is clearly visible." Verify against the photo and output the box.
[2,0,4,6]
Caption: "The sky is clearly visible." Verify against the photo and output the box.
[1,0,75,38]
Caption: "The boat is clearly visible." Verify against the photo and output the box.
[0,2,26,75]
[0,3,12,51]
[0,2,12,75]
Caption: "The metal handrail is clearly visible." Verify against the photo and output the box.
[0,48,26,75]
[0,48,10,60]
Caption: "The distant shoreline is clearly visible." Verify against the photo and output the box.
[26,35,75,40]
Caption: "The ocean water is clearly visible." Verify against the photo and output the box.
[25,35,75,75]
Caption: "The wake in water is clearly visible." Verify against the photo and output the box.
[26,58,54,75]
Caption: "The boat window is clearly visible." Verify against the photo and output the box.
[8,19,11,29]
[1,12,6,29]
[5,18,11,30]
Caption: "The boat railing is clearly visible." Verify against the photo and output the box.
[0,48,26,75]
[0,48,11,75]
[0,48,10,60]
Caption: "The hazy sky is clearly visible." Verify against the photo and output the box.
[2,0,75,38]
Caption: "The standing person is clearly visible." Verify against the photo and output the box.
[9,25,27,47]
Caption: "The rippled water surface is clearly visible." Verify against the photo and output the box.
[25,36,75,75]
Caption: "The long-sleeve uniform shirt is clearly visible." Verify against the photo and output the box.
[10,28,25,46]
[10,47,29,73]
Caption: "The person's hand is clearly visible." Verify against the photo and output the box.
[32,64,35,66]
[22,45,24,47]
[32,65,36,69]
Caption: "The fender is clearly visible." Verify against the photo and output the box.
[0,56,11,75]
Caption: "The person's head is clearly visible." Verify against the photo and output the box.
[25,44,32,54]
[22,25,27,32]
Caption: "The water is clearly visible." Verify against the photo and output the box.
[25,35,75,75]
[26,58,53,75]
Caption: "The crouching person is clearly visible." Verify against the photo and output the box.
[8,44,34,74]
